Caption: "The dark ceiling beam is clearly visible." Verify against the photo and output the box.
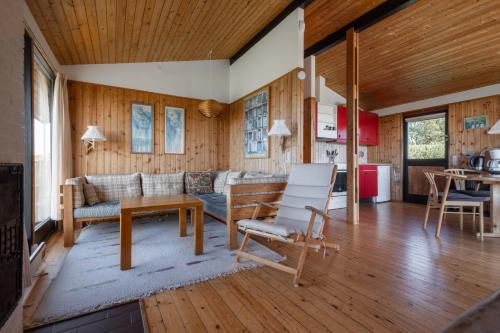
[229,0,313,65]
[304,0,417,58]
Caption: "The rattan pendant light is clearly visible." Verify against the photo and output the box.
[199,50,224,118]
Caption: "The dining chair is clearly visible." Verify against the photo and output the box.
[235,163,339,287]
[423,170,489,240]
[445,168,490,228]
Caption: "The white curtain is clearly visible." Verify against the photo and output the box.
[50,73,72,220]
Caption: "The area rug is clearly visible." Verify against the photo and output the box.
[31,214,284,326]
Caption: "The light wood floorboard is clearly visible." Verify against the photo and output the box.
[24,203,500,332]
[143,202,500,333]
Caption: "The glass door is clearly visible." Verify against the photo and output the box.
[403,111,449,203]
[32,49,54,226]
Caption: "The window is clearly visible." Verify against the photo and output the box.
[32,49,54,226]
[406,113,446,160]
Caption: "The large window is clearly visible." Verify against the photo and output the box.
[32,49,54,226]
[406,113,446,160]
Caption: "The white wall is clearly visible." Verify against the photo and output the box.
[229,8,305,102]
[62,60,230,102]
[316,76,346,106]
[373,83,500,116]
[304,56,315,99]
[0,1,24,332]
[23,1,60,71]
[1,0,25,165]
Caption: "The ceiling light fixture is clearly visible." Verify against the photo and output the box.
[199,50,224,118]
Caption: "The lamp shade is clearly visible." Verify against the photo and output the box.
[268,120,291,136]
[488,119,500,134]
[81,125,106,141]
[199,99,224,118]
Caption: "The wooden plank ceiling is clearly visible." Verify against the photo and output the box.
[310,0,500,110]
[27,0,292,65]
[304,0,384,50]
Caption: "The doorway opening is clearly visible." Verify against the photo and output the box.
[403,111,449,203]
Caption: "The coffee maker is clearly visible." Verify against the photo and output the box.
[463,151,485,171]
[486,148,500,174]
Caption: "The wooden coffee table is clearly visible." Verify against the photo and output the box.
[119,195,204,270]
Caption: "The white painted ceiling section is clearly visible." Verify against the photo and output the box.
[316,76,346,106]
[61,60,230,103]
[228,8,305,102]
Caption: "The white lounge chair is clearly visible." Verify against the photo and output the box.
[235,163,340,287]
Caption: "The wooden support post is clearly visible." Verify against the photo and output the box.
[303,97,315,163]
[346,28,360,225]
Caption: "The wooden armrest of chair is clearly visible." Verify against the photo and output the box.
[305,206,334,221]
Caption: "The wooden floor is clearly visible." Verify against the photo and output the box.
[142,202,500,333]
[25,202,500,332]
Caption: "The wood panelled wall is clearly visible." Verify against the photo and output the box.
[367,114,403,201]
[228,69,305,174]
[68,81,229,177]
[449,95,500,166]
[367,95,500,201]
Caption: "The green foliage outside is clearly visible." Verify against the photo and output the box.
[408,143,445,159]
[407,117,445,159]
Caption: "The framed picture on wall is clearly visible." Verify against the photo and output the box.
[165,106,185,154]
[464,115,487,130]
[244,88,269,158]
[131,102,154,154]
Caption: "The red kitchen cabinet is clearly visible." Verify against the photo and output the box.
[337,105,347,142]
[336,106,378,145]
[359,112,378,146]
[359,164,378,199]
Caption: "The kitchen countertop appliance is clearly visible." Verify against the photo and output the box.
[486,148,500,174]
[465,151,485,171]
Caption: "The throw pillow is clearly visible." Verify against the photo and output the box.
[213,171,229,194]
[223,171,243,194]
[243,172,273,179]
[141,172,185,196]
[85,173,142,201]
[185,172,213,194]
[64,177,86,208]
[83,184,100,206]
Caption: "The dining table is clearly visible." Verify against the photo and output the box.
[464,172,500,238]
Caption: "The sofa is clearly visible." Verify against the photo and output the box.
[61,170,288,249]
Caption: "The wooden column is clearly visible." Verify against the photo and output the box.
[303,97,316,163]
[346,28,360,225]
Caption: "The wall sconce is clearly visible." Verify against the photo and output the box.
[268,119,291,152]
[81,125,106,154]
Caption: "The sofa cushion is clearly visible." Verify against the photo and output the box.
[83,184,100,206]
[243,171,273,179]
[214,171,229,194]
[65,177,86,208]
[223,171,243,194]
[73,200,176,219]
[227,174,288,186]
[193,193,227,219]
[141,172,184,196]
[185,172,213,194]
[73,201,120,219]
[85,173,142,201]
